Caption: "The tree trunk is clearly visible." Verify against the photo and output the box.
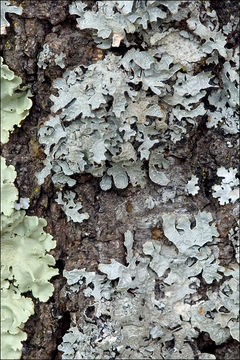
[1,1,239,359]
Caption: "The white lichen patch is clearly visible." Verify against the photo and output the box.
[1,1,22,35]
[36,52,176,193]
[162,211,219,254]
[185,175,200,196]
[14,197,30,211]
[212,167,239,205]
[152,30,205,69]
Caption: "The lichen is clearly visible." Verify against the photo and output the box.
[37,0,239,205]
[2,1,237,357]
[1,288,34,360]
[37,44,66,69]
[0,57,32,144]
[228,221,239,264]
[1,172,58,359]
[60,224,237,359]
[185,175,200,196]
[1,156,18,216]
[212,167,239,205]
[56,191,89,223]
[0,63,57,359]
[36,52,174,191]
[1,1,22,35]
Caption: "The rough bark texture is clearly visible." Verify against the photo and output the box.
[1,1,239,359]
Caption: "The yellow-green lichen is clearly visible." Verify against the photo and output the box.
[0,57,32,144]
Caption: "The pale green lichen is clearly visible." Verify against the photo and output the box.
[1,156,18,216]
[1,210,58,302]
[1,187,58,358]
[1,288,34,360]
[1,177,58,359]
[0,62,57,359]
[0,57,32,144]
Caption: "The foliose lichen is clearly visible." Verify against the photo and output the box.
[1,156,58,359]
[60,223,238,359]
[37,44,66,70]
[212,167,239,205]
[1,0,239,358]
[0,57,32,144]
[185,175,200,196]
[0,63,58,359]
[1,0,22,35]
[37,0,239,207]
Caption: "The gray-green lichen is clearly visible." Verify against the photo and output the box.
[37,0,239,208]
[36,52,172,190]
[37,44,66,69]
[56,191,89,223]
[69,0,184,49]
[60,220,238,359]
